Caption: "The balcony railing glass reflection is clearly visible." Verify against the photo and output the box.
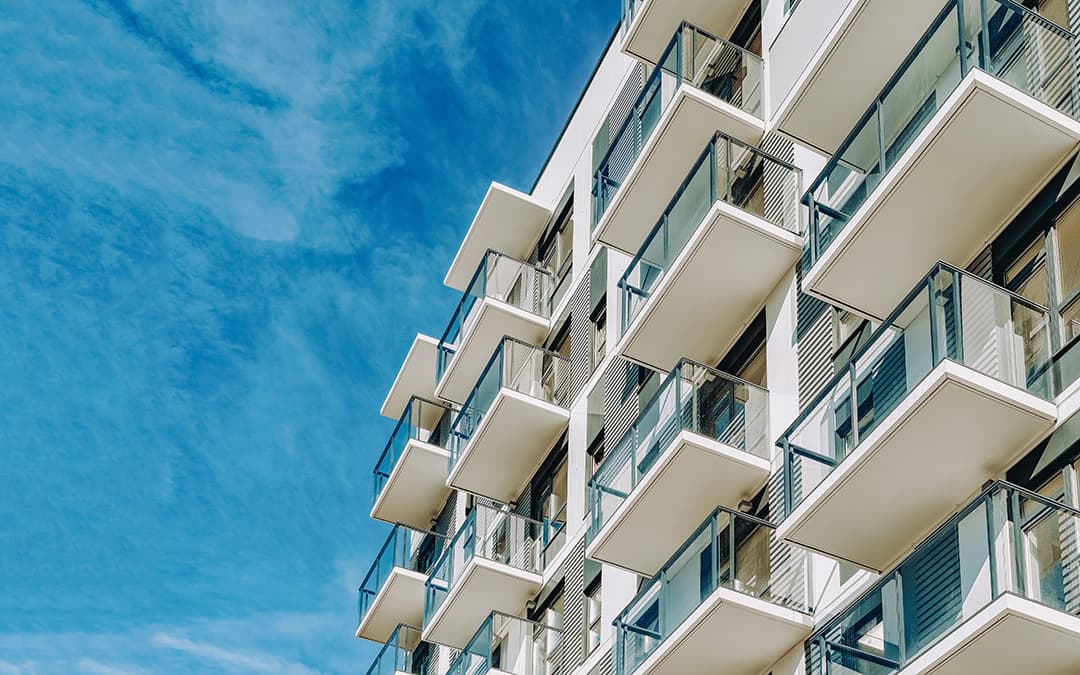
[779,263,1054,520]
[614,506,813,674]
[618,132,800,336]
[373,396,454,506]
[358,526,446,627]
[805,0,1077,265]
[366,624,423,675]
[592,23,764,228]
[587,359,769,540]
[436,251,553,383]
[448,612,565,675]
[806,481,1080,673]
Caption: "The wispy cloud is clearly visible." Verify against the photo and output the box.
[153,633,321,674]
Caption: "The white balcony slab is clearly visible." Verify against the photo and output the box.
[434,300,549,405]
[617,200,801,371]
[356,568,427,644]
[371,439,452,530]
[623,0,750,65]
[447,389,569,504]
[804,71,1080,321]
[587,429,771,576]
[629,586,813,675]
[770,0,944,153]
[898,594,1080,675]
[594,87,766,255]
[777,361,1056,572]
[422,558,542,649]
[445,184,552,292]
[381,335,440,421]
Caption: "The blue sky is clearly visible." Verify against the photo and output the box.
[0,1,611,672]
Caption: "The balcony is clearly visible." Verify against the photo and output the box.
[802,0,1080,320]
[586,359,771,576]
[435,251,552,404]
[620,0,752,65]
[806,482,1080,675]
[381,334,440,422]
[446,338,571,504]
[615,507,814,675]
[365,624,424,675]
[371,396,456,530]
[614,133,801,370]
[424,504,558,648]
[778,264,1057,573]
[357,526,446,643]
[769,0,945,154]
[448,612,565,675]
[592,23,765,255]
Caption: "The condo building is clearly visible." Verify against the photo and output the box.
[357,0,1080,673]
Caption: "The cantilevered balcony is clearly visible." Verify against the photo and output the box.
[357,526,446,644]
[805,482,1080,675]
[592,23,765,254]
[365,624,424,675]
[423,504,557,648]
[615,507,814,675]
[435,251,552,404]
[371,396,456,531]
[446,337,571,504]
[586,359,771,576]
[620,0,754,65]
[802,0,1080,320]
[381,334,440,422]
[614,133,801,370]
[778,264,1057,573]
[448,612,565,675]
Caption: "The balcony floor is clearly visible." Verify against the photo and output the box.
[622,0,748,65]
[355,568,427,644]
[777,361,1056,572]
[587,429,770,576]
[371,439,451,531]
[381,334,440,421]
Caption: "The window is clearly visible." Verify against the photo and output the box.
[592,302,607,368]
[540,195,574,309]
[585,577,602,655]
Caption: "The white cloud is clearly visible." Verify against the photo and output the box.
[152,632,323,674]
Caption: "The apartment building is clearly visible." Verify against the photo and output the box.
[356,0,1080,674]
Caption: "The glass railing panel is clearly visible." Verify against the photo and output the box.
[806,482,1080,674]
[620,0,644,35]
[806,0,1078,269]
[372,396,455,506]
[436,251,554,383]
[779,263,1053,519]
[448,612,566,675]
[358,526,447,627]
[448,338,571,473]
[618,132,801,336]
[615,506,813,675]
[366,624,424,675]
[592,23,765,229]
[587,359,769,541]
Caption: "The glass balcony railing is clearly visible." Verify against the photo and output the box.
[366,624,423,675]
[448,611,565,675]
[372,396,455,506]
[587,359,769,540]
[358,525,447,627]
[779,263,1054,520]
[424,503,561,624]
[618,132,800,336]
[806,481,1080,674]
[447,337,571,472]
[620,0,644,35]
[615,506,814,675]
[592,23,765,229]
[436,250,554,383]
[805,0,1077,266]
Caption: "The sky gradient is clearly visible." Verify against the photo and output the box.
[0,1,611,672]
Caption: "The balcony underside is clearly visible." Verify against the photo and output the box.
[805,71,1080,321]
[618,200,801,371]
[435,300,548,404]
[622,0,749,65]
[770,0,943,153]
[356,568,427,644]
[777,361,1055,572]
[587,430,770,576]
[630,587,813,675]
[446,389,569,504]
[594,88,766,255]
[422,558,542,649]
[898,594,1080,675]
[381,335,440,421]
[371,439,451,530]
